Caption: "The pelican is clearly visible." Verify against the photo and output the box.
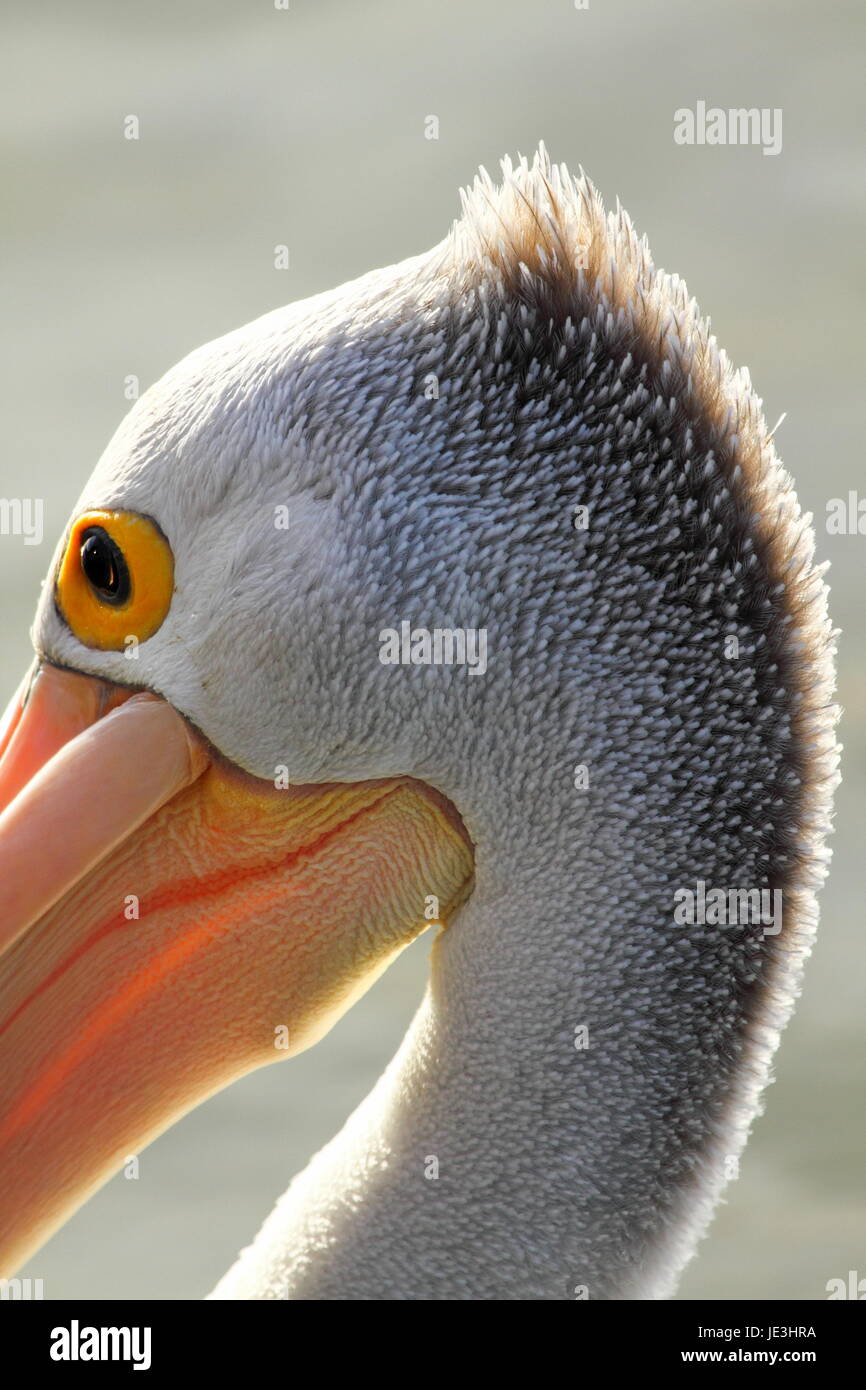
[0,148,838,1300]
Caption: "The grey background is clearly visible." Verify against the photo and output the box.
[3,0,863,1299]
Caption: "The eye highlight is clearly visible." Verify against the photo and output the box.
[79,528,131,605]
[55,510,174,650]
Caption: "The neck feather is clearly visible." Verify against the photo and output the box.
[212,768,820,1300]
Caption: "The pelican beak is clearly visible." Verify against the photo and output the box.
[0,662,473,1276]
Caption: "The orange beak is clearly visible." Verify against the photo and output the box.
[0,662,473,1276]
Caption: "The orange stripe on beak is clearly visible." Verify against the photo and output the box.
[0,678,208,956]
[0,663,473,1276]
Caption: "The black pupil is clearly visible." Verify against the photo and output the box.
[80,528,129,603]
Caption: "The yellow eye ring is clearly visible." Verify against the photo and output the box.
[55,510,174,651]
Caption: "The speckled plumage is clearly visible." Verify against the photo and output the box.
[37,148,838,1299]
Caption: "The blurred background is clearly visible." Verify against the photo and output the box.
[2,0,863,1299]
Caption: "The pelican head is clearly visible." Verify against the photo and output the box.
[0,147,838,1299]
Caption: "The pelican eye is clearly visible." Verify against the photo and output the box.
[55,509,174,651]
[79,527,131,605]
